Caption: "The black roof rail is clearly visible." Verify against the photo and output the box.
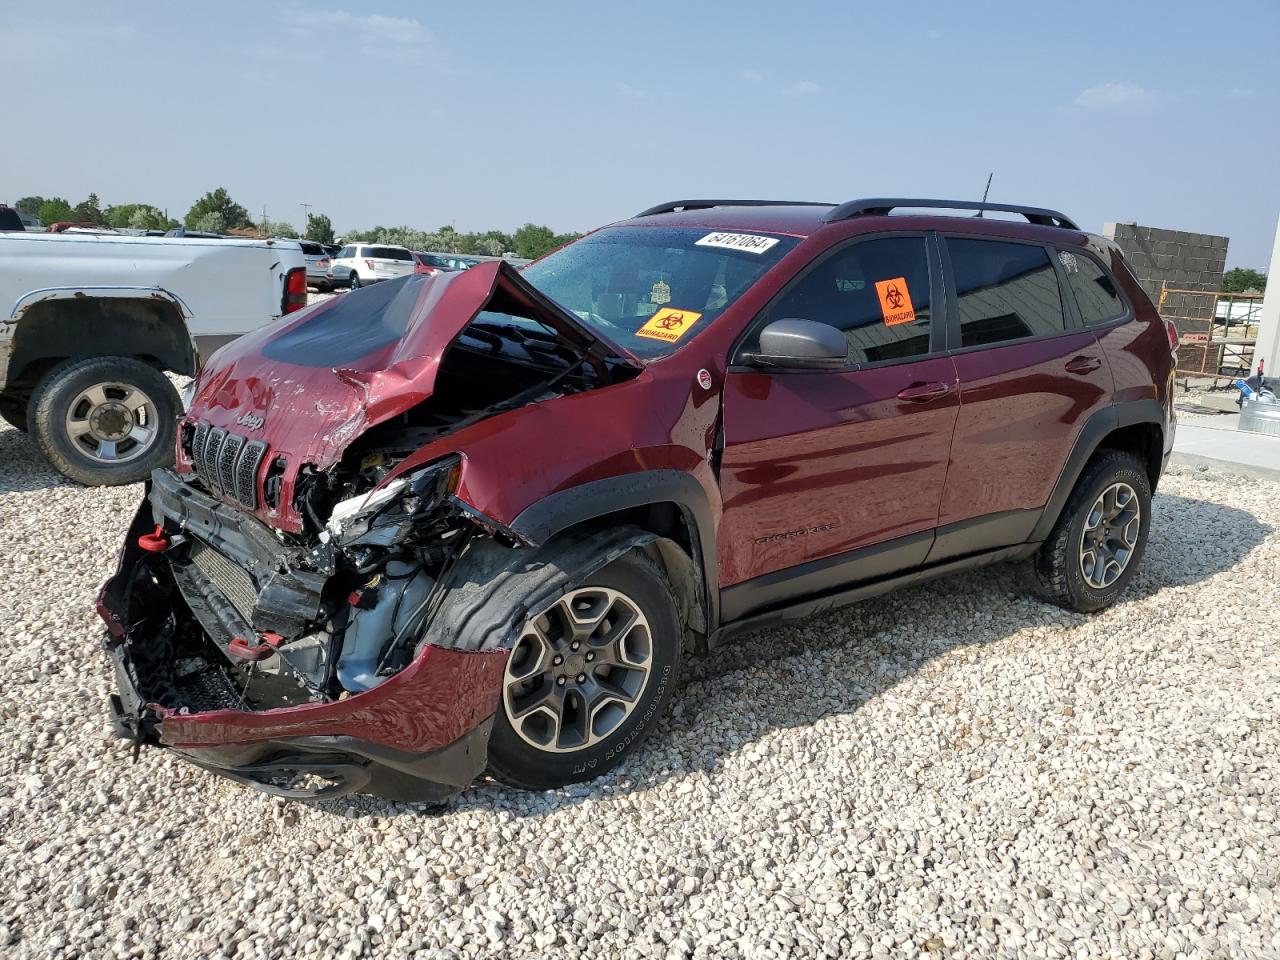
[634,199,834,218]
[823,198,1079,231]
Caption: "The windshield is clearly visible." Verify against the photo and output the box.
[518,226,799,359]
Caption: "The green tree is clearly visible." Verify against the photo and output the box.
[37,198,74,224]
[102,203,172,231]
[261,219,298,238]
[305,212,334,245]
[129,206,174,231]
[14,197,46,218]
[1222,267,1267,294]
[185,187,252,230]
[73,192,104,223]
[513,223,579,260]
[188,211,227,234]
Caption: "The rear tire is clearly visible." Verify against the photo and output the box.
[487,549,682,791]
[1024,450,1152,613]
[27,356,179,486]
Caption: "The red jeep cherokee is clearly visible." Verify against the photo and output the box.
[100,198,1176,801]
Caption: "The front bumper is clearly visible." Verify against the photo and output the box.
[99,478,508,802]
[108,645,494,801]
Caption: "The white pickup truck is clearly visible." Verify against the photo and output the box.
[0,231,308,485]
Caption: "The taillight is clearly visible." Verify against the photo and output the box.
[364,259,375,270]
[1164,318,1179,355]
[283,266,307,314]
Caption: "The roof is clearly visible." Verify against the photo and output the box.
[618,198,1082,239]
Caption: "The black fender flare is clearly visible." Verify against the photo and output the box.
[1030,398,1167,542]
[509,470,720,634]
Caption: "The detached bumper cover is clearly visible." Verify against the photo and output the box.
[106,637,502,802]
[100,489,508,802]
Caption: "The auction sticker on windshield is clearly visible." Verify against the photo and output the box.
[635,307,702,343]
[695,232,780,254]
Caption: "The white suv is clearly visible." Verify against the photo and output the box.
[329,243,416,288]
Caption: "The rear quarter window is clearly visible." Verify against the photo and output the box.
[1058,250,1127,326]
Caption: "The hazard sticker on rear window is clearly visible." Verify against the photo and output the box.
[875,277,916,327]
[635,307,702,343]
[695,232,780,254]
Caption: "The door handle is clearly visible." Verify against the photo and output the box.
[1065,355,1102,375]
[896,381,952,403]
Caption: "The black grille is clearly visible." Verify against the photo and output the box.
[202,427,227,494]
[236,441,267,510]
[188,422,267,510]
[217,432,245,496]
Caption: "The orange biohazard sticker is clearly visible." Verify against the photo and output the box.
[636,307,702,343]
[875,277,916,327]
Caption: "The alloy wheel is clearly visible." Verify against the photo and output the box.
[502,586,653,753]
[1079,481,1141,589]
[63,381,159,464]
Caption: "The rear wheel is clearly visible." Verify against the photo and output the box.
[1025,450,1151,612]
[349,271,362,289]
[487,550,682,790]
[27,356,179,485]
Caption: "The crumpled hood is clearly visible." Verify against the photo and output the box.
[179,260,639,531]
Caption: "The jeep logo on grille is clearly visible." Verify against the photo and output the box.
[235,412,265,431]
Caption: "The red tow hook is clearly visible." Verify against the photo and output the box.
[137,525,170,553]
[227,632,285,662]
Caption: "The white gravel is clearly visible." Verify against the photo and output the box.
[1,423,1278,960]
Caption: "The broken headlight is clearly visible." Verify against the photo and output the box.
[325,455,461,542]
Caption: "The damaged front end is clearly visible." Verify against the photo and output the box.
[98,263,645,802]
[101,460,512,802]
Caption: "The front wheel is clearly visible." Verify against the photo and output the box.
[349,271,362,289]
[1025,450,1152,613]
[487,549,682,790]
[27,356,179,485]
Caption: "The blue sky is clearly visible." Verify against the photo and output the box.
[3,0,1278,266]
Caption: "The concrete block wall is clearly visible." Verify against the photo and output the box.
[1103,222,1230,374]
[1102,222,1228,306]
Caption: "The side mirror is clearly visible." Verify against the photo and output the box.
[750,318,848,370]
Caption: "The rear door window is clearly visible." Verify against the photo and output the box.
[755,236,934,365]
[945,238,1067,348]
[1058,250,1126,326]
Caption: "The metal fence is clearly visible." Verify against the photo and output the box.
[1158,283,1263,382]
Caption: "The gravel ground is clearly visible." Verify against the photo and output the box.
[2,425,1278,960]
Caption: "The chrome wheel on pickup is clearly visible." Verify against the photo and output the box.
[63,381,160,465]
[28,356,179,486]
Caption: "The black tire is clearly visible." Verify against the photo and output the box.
[1025,450,1152,613]
[0,395,28,432]
[487,549,682,790]
[27,356,180,486]
[349,271,362,289]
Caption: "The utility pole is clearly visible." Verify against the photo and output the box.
[301,202,312,237]
[260,204,268,238]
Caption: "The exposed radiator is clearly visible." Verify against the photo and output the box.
[188,541,259,625]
